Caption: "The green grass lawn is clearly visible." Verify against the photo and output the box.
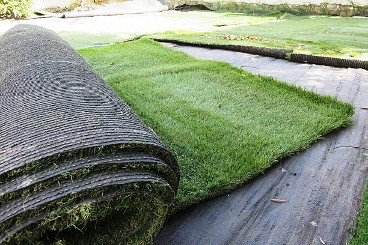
[59,32,129,49]
[151,15,368,59]
[78,38,353,211]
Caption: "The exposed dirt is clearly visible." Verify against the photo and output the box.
[155,43,368,245]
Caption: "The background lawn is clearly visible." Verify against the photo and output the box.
[79,38,353,211]
[52,11,277,49]
[152,15,368,59]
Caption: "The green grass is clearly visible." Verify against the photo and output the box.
[151,15,368,59]
[351,181,368,244]
[203,2,368,16]
[59,32,130,49]
[176,11,277,27]
[79,38,353,210]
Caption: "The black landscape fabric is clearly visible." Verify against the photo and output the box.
[0,24,179,244]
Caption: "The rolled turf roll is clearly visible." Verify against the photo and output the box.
[0,24,179,244]
[289,53,368,70]
[152,38,293,59]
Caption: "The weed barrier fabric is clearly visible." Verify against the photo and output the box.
[0,24,179,244]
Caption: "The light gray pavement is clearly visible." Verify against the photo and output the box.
[60,0,168,17]
[155,43,368,245]
[0,11,215,42]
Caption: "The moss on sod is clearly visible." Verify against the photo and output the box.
[9,192,168,245]
[151,15,368,59]
[79,38,353,211]
[2,177,172,244]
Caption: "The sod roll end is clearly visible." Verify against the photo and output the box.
[0,24,179,244]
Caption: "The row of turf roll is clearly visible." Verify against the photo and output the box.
[153,38,368,70]
[152,38,292,59]
[0,24,179,244]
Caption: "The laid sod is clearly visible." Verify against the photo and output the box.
[351,182,368,244]
[151,15,368,59]
[79,38,353,210]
